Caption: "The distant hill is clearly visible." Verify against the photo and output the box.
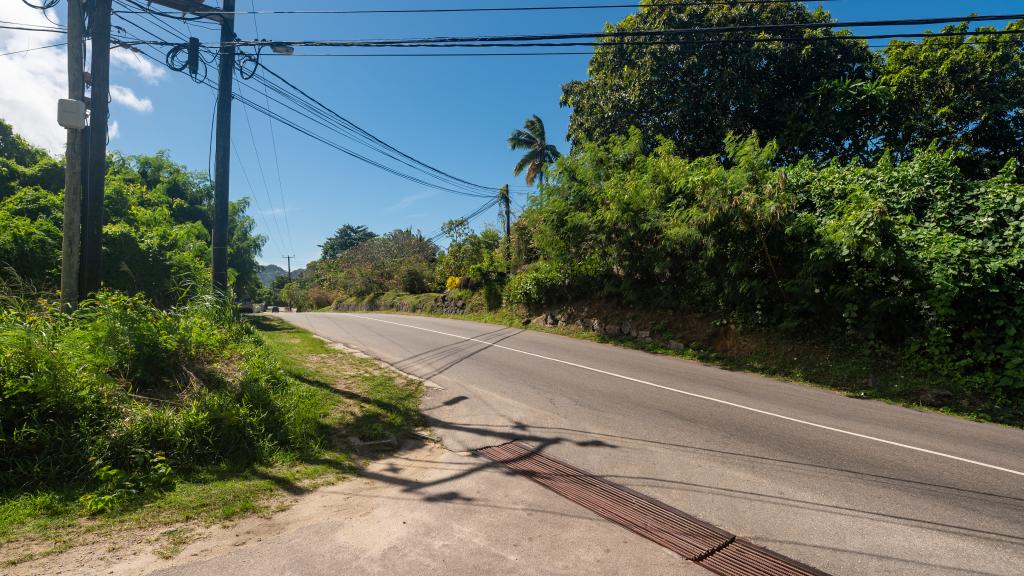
[258,264,304,287]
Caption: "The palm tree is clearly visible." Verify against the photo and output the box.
[508,115,561,187]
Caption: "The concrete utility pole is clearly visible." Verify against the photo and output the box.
[149,1,226,288]
[211,0,236,292]
[60,0,85,309]
[499,184,511,268]
[81,0,112,297]
[283,255,294,281]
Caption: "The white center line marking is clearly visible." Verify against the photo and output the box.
[339,313,1024,478]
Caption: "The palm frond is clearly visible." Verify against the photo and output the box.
[526,161,541,187]
[524,115,546,143]
[513,154,533,177]
[508,129,536,150]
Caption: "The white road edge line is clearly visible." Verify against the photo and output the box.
[344,314,1024,478]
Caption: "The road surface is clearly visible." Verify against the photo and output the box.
[269,312,1024,576]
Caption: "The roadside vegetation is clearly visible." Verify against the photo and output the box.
[0,122,421,565]
[0,297,420,565]
[1,3,1022,563]
[274,5,1024,426]
[0,120,264,303]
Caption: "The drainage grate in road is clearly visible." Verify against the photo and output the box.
[698,538,830,576]
[477,441,733,560]
[478,441,831,576]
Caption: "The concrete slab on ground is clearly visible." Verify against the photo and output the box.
[148,443,703,576]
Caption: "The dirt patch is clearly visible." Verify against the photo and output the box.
[3,442,451,576]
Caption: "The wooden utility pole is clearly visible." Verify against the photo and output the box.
[60,0,85,309]
[81,0,112,296]
[211,0,236,291]
[283,255,294,281]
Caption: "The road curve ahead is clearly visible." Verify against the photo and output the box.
[277,312,1024,576]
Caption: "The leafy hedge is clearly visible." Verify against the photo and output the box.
[0,292,327,510]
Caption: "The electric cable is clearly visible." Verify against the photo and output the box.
[22,0,62,10]
[123,0,839,17]
[249,0,296,257]
[0,41,68,57]
[115,8,502,198]
[218,12,1024,49]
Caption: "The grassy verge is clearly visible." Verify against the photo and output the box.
[0,315,421,566]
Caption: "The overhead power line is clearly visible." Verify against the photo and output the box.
[0,21,67,33]
[249,0,296,257]
[21,0,61,9]
[254,63,499,196]
[238,29,1024,52]
[0,41,68,57]
[427,197,501,244]
[219,12,1024,49]
[113,9,501,203]
[261,51,596,58]
[116,28,1024,51]
[119,0,838,17]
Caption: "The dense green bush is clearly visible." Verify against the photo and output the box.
[0,291,326,510]
[502,261,569,309]
[0,120,267,302]
[524,129,1024,418]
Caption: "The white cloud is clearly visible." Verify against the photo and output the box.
[108,120,120,139]
[111,47,166,84]
[0,3,68,152]
[0,4,161,152]
[109,84,153,113]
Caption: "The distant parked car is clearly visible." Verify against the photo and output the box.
[271,306,280,313]
[237,299,254,313]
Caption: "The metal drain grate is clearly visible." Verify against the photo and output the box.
[698,539,830,576]
[477,441,733,560]
[478,441,832,576]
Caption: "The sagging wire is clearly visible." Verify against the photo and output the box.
[165,37,208,83]
[236,45,261,80]
[22,0,62,9]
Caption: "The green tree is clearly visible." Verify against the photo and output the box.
[560,2,877,164]
[877,22,1024,178]
[319,224,377,260]
[435,223,502,283]
[227,198,265,297]
[508,115,561,186]
[332,229,438,296]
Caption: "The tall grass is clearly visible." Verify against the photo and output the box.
[0,291,328,512]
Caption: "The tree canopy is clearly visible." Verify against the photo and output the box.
[561,2,1024,173]
[318,224,377,260]
[876,22,1024,177]
[561,3,876,164]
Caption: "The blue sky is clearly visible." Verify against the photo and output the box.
[3,1,1020,269]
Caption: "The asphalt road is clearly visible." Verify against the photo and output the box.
[278,312,1024,576]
